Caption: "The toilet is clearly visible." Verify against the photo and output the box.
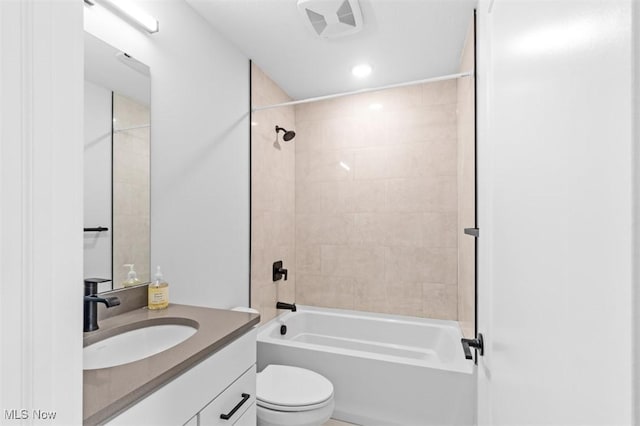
[256,365,335,426]
[231,307,335,426]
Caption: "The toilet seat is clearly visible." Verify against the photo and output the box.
[257,397,333,412]
[257,365,334,413]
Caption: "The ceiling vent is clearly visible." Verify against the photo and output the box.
[297,0,363,39]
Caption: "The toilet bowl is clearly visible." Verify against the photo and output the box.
[256,364,335,426]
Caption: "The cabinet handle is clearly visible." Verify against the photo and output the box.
[219,393,250,420]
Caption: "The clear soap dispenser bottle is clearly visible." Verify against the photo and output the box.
[122,264,142,288]
[148,266,169,310]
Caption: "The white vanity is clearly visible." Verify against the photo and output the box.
[83,304,259,425]
[108,329,257,425]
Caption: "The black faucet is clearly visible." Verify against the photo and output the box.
[84,279,120,332]
[276,301,296,312]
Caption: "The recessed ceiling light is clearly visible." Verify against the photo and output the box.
[369,103,383,111]
[352,63,372,78]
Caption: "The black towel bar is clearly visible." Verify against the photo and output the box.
[84,227,109,232]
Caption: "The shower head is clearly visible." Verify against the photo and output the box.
[275,125,296,142]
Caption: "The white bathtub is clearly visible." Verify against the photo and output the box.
[257,306,476,426]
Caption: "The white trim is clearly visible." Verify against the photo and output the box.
[20,0,35,411]
[632,0,640,422]
[252,71,473,111]
[1,1,84,422]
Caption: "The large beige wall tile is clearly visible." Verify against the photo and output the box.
[353,276,387,313]
[251,63,296,324]
[422,80,458,106]
[386,176,457,213]
[352,212,457,249]
[296,214,355,245]
[296,245,321,275]
[256,284,277,323]
[385,246,457,285]
[296,149,355,183]
[423,283,458,320]
[423,212,458,248]
[296,96,355,123]
[350,180,387,213]
[296,274,355,310]
[276,276,296,305]
[351,85,422,113]
[295,120,324,153]
[457,17,476,337]
[320,245,385,280]
[385,281,424,317]
[294,77,461,321]
[112,94,150,286]
[321,118,366,151]
[354,144,448,180]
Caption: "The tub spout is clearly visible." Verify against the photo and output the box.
[276,301,297,312]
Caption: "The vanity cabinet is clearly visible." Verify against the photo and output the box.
[232,403,256,426]
[106,329,257,426]
[198,366,256,425]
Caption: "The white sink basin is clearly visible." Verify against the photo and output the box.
[84,324,197,370]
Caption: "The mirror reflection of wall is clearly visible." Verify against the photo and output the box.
[83,32,150,292]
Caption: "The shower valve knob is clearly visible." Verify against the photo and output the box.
[272,260,288,281]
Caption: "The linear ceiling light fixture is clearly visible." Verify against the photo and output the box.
[95,0,159,34]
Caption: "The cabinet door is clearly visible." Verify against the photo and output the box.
[199,366,256,425]
[232,403,255,426]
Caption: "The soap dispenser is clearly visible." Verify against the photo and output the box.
[122,264,142,288]
[148,266,169,310]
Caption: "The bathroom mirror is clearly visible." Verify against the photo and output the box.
[83,32,151,292]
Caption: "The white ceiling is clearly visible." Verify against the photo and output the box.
[187,0,477,101]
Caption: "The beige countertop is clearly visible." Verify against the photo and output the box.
[83,304,260,425]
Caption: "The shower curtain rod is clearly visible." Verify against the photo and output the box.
[251,70,473,112]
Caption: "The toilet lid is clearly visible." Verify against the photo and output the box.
[257,365,334,409]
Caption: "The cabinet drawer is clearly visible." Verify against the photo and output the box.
[232,403,255,426]
[199,365,256,425]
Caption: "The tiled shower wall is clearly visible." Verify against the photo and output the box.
[294,82,459,319]
[457,20,476,337]
[113,94,150,287]
[250,63,296,323]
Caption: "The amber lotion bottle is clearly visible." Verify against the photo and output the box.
[148,266,169,310]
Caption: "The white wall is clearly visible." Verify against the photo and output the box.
[85,0,250,308]
[633,0,640,421]
[84,81,113,291]
[0,0,84,423]
[476,0,633,424]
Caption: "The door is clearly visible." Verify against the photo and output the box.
[475,0,633,424]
